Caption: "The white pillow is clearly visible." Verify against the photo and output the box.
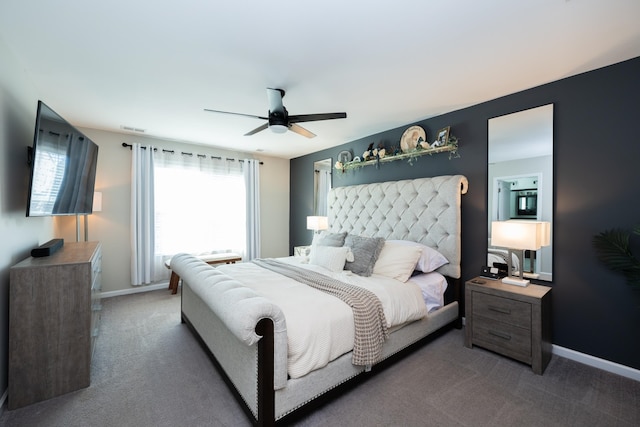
[386,240,449,273]
[309,246,353,272]
[373,241,422,282]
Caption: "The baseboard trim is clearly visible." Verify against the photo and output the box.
[552,344,640,382]
[461,316,639,381]
[100,281,169,298]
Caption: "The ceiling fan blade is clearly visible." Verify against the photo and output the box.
[289,123,316,138]
[266,88,285,115]
[288,112,347,123]
[204,108,268,121]
[244,123,269,136]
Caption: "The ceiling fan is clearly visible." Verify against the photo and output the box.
[204,88,347,138]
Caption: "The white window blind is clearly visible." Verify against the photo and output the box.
[153,153,246,258]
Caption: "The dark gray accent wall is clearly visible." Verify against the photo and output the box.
[290,56,640,370]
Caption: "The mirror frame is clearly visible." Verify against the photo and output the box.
[488,104,553,281]
[313,158,332,216]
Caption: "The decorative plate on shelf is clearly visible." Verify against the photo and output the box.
[337,150,353,164]
[400,126,426,153]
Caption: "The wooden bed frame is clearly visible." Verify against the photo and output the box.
[173,175,468,426]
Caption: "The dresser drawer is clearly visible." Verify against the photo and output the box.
[473,292,531,329]
[472,316,532,362]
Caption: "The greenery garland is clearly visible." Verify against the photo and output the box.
[334,136,459,173]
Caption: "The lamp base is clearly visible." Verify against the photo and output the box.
[501,276,530,287]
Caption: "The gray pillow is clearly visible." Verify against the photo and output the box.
[314,232,347,247]
[344,234,385,276]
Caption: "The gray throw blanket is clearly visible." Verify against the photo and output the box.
[252,258,389,367]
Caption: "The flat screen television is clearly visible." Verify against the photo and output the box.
[26,101,99,216]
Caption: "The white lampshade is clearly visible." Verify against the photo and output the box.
[92,192,103,212]
[306,216,329,231]
[491,220,550,250]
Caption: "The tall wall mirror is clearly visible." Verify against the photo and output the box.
[313,158,332,216]
[488,104,553,281]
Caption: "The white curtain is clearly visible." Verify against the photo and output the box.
[316,169,331,216]
[153,152,245,273]
[243,159,261,260]
[130,143,155,286]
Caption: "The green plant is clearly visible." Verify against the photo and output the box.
[592,225,640,290]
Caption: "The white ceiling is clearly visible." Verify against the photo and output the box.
[1,0,639,159]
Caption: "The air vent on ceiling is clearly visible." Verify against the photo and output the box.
[120,125,146,133]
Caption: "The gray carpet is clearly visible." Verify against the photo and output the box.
[1,289,638,426]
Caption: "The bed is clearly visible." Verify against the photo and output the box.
[172,174,468,426]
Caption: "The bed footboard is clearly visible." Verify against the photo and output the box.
[172,254,286,424]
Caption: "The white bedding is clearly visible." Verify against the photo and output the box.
[406,271,448,312]
[217,257,428,378]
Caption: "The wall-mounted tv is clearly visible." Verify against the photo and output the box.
[26,101,99,216]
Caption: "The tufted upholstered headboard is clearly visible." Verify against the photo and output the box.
[327,175,468,278]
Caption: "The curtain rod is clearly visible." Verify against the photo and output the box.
[121,142,263,164]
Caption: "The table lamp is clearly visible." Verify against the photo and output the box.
[491,220,550,286]
[306,216,328,235]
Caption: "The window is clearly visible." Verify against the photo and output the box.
[153,155,246,258]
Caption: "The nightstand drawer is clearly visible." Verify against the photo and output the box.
[473,292,531,329]
[472,317,532,361]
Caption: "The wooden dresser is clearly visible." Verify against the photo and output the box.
[9,241,102,409]
[464,277,552,374]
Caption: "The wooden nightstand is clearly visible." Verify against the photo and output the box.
[464,277,552,374]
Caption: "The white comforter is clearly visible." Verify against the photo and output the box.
[217,257,428,378]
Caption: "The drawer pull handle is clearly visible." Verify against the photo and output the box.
[488,305,511,315]
[488,330,511,341]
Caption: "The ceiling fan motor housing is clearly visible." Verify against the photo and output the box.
[205,87,346,137]
[269,108,289,129]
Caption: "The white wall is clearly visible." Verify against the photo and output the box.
[53,129,290,293]
[0,37,55,404]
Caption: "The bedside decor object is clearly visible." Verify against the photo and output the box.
[464,277,552,375]
[294,245,311,257]
[491,220,550,286]
[306,216,328,235]
[400,125,426,153]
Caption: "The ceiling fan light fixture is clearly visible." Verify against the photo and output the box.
[270,124,288,134]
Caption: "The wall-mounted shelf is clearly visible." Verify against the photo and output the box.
[336,141,458,173]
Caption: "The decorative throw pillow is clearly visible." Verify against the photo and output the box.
[373,240,423,282]
[386,240,449,273]
[311,231,347,247]
[309,246,353,272]
[344,234,385,276]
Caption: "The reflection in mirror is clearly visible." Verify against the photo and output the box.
[488,104,553,281]
[314,159,332,216]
